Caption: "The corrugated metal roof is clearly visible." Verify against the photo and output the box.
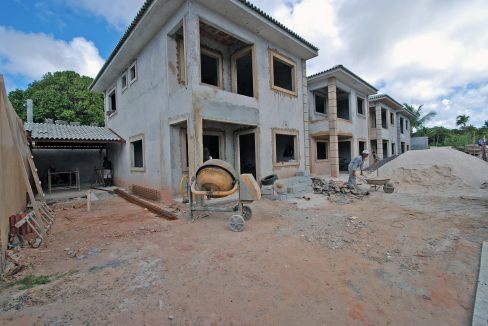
[24,123,122,142]
[90,0,318,90]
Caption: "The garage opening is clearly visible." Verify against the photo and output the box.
[337,88,350,120]
[238,133,256,177]
[234,49,254,97]
[203,135,220,160]
[275,133,296,163]
[338,141,351,171]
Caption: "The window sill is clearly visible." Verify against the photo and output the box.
[315,159,329,162]
[108,111,118,119]
[315,111,328,117]
[271,85,297,97]
[130,167,145,172]
[200,82,223,90]
[338,118,352,123]
[273,161,300,167]
[356,113,366,119]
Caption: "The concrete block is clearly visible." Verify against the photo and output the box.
[295,170,309,177]
[261,185,274,196]
[287,183,307,194]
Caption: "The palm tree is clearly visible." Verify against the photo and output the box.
[404,104,437,133]
[456,114,469,130]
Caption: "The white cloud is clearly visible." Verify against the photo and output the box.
[0,26,104,80]
[71,0,145,30]
[252,0,488,127]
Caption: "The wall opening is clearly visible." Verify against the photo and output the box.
[203,134,221,160]
[381,108,388,129]
[390,112,394,125]
[359,140,366,154]
[314,92,327,114]
[337,88,350,120]
[316,141,328,160]
[357,97,365,115]
[234,49,254,97]
[400,117,405,133]
[275,133,296,163]
[108,89,116,112]
[391,143,396,155]
[130,138,144,169]
[401,142,405,153]
[201,49,221,87]
[338,140,351,171]
[383,140,389,158]
[238,132,256,177]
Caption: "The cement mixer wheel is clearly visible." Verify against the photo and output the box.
[242,205,252,221]
[229,215,245,232]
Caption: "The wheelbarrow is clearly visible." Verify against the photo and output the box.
[189,159,261,232]
[359,176,395,193]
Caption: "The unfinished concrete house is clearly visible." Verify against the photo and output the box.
[307,65,378,177]
[368,94,414,159]
[89,0,318,195]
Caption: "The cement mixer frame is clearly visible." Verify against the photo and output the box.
[188,159,260,232]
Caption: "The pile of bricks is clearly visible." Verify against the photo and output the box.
[130,184,161,201]
[8,213,37,247]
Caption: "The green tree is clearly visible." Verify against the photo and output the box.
[404,104,437,134]
[455,114,469,130]
[8,71,104,126]
[484,120,488,128]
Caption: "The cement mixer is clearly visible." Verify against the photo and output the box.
[189,159,261,232]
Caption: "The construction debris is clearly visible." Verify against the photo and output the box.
[311,178,369,204]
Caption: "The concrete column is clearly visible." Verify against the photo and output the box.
[301,60,310,173]
[328,77,339,178]
[187,106,203,178]
[375,104,383,159]
[184,3,200,87]
[27,99,33,123]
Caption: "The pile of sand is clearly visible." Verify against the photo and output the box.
[377,147,488,193]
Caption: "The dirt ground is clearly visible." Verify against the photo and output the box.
[1,187,487,325]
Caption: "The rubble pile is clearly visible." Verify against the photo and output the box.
[312,178,368,204]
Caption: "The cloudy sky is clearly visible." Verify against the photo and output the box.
[1,0,487,127]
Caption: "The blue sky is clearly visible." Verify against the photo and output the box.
[1,0,487,128]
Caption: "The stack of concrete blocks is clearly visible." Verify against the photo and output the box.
[260,171,313,201]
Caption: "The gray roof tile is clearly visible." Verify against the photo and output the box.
[24,123,122,142]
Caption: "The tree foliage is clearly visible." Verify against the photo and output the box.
[404,103,437,133]
[8,71,104,126]
[455,114,470,130]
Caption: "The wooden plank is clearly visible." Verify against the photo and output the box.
[113,188,177,221]
[472,241,488,326]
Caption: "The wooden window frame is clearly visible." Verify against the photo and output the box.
[269,50,297,96]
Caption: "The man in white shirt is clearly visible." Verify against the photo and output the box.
[348,150,369,188]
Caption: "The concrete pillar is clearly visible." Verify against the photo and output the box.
[187,106,203,178]
[301,60,310,173]
[328,77,339,178]
[184,3,200,87]
[375,104,383,160]
[27,99,33,123]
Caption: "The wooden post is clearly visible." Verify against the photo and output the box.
[87,190,92,212]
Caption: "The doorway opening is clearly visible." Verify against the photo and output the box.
[338,140,351,171]
[203,135,221,160]
[238,132,256,178]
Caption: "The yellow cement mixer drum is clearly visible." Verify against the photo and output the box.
[195,159,237,196]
